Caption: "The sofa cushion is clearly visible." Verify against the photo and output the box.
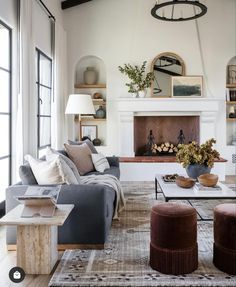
[64,143,95,176]
[91,153,110,172]
[46,147,81,184]
[25,154,78,185]
[68,139,98,154]
[19,164,38,185]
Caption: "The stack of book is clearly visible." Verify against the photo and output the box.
[194,183,222,192]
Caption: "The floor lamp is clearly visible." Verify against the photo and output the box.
[65,94,95,140]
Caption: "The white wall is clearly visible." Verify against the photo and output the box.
[63,0,236,173]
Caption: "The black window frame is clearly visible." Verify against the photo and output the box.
[0,19,12,208]
[36,48,52,153]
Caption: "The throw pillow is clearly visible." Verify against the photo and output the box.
[64,143,94,175]
[91,153,110,172]
[68,139,98,154]
[46,147,81,184]
[19,164,38,185]
[24,154,78,185]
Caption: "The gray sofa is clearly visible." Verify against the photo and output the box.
[5,154,120,248]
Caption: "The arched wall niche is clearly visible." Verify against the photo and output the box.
[74,55,106,85]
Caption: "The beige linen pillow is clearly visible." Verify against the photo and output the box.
[25,154,78,185]
[46,147,81,183]
[91,153,110,172]
[64,143,94,175]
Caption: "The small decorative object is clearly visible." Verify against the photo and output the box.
[84,67,98,85]
[92,138,102,146]
[162,174,179,183]
[81,125,97,141]
[227,65,236,85]
[229,106,236,118]
[177,129,185,144]
[198,174,218,187]
[176,138,220,179]
[93,92,103,99]
[95,106,106,119]
[172,76,203,98]
[118,61,154,97]
[145,130,155,155]
[176,176,195,189]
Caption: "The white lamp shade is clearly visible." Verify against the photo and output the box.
[65,94,95,114]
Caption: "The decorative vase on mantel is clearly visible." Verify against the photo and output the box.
[138,90,146,98]
[186,164,211,180]
[84,67,98,85]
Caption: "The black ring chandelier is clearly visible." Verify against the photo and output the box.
[151,0,207,22]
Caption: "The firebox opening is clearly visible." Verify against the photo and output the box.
[134,116,200,156]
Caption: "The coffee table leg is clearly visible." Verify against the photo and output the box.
[17,225,58,274]
[155,178,157,199]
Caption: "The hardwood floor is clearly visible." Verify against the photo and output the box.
[0,176,235,287]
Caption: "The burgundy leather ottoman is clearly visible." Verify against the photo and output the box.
[150,202,198,274]
[213,203,236,275]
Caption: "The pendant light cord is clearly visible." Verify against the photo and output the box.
[194,7,214,98]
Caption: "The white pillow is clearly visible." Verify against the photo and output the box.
[25,154,78,185]
[46,147,81,184]
[91,153,110,173]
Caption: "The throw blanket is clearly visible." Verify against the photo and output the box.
[81,174,126,219]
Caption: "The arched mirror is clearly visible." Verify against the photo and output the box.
[151,52,186,97]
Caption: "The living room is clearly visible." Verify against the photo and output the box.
[0,0,236,286]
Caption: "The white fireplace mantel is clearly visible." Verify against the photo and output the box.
[117,98,223,157]
[117,98,226,181]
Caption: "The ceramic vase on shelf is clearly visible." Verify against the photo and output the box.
[95,106,106,119]
[186,164,211,180]
[84,67,98,85]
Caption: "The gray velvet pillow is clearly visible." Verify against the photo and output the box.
[19,164,38,185]
[68,139,98,154]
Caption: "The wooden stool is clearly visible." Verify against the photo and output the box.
[150,202,198,274]
[213,203,236,275]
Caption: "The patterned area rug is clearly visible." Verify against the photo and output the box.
[49,182,236,287]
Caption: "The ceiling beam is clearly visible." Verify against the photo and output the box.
[61,0,92,10]
[154,66,181,76]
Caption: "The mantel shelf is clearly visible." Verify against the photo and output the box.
[226,101,236,105]
[74,84,106,89]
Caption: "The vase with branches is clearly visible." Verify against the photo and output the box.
[118,61,154,97]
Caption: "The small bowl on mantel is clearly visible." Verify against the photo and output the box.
[176,176,196,189]
[198,173,218,187]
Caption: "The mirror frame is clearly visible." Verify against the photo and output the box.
[150,52,186,98]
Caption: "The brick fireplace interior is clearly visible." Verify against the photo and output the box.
[134,116,200,156]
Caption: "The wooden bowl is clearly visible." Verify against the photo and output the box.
[176,176,195,188]
[198,173,218,187]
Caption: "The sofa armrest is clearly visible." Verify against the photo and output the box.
[106,156,119,168]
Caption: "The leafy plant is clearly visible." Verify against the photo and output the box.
[118,61,154,93]
[176,138,220,168]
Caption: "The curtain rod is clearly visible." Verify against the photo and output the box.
[38,0,56,22]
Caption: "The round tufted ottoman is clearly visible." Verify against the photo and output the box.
[150,202,198,274]
[213,203,236,275]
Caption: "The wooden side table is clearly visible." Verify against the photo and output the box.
[0,204,74,274]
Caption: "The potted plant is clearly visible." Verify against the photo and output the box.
[118,61,154,97]
[176,138,220,179]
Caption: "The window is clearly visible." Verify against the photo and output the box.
[36,49,52,157]
[0,21,11,203]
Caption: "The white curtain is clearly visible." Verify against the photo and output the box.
[16,0,36,179]
[52,22,68,149]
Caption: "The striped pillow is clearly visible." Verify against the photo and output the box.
[91,153,110,172]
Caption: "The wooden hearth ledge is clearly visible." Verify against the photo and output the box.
[119,156,227,163]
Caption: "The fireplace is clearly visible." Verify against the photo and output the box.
[134,116,200,156]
